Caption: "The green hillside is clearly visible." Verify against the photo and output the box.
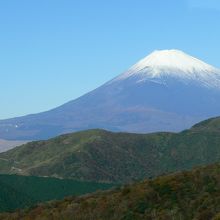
[0,174,113,212]
[2,163,220,220]
[0,117,220,183]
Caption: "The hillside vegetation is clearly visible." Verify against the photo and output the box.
[0,174,113,212]
[0,117,220,183]
[2,163,220,219]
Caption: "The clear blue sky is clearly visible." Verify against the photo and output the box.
[0,0,220,119]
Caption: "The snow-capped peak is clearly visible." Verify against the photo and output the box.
[113,49,220,88]
[129,49,217,74]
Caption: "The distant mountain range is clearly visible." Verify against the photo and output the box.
[2,162,220,219]
[0,116,220,183]
[1,49,220,141]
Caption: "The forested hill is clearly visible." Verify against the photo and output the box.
[2,163,220,219]
[0,117,220,183]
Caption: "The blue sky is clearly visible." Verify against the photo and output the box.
[0,0,220,119]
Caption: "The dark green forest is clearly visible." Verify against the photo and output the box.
[0,174,114,212]
[2,163,220,220]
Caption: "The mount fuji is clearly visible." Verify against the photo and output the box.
[1,49,220,140]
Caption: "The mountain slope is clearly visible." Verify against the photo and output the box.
[0,174,113,212]
[1,49,220,140]
[0,117,220,183]
[2,163,220,220]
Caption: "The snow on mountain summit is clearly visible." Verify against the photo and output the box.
[129,49,217,73]
[114,49,220,88]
